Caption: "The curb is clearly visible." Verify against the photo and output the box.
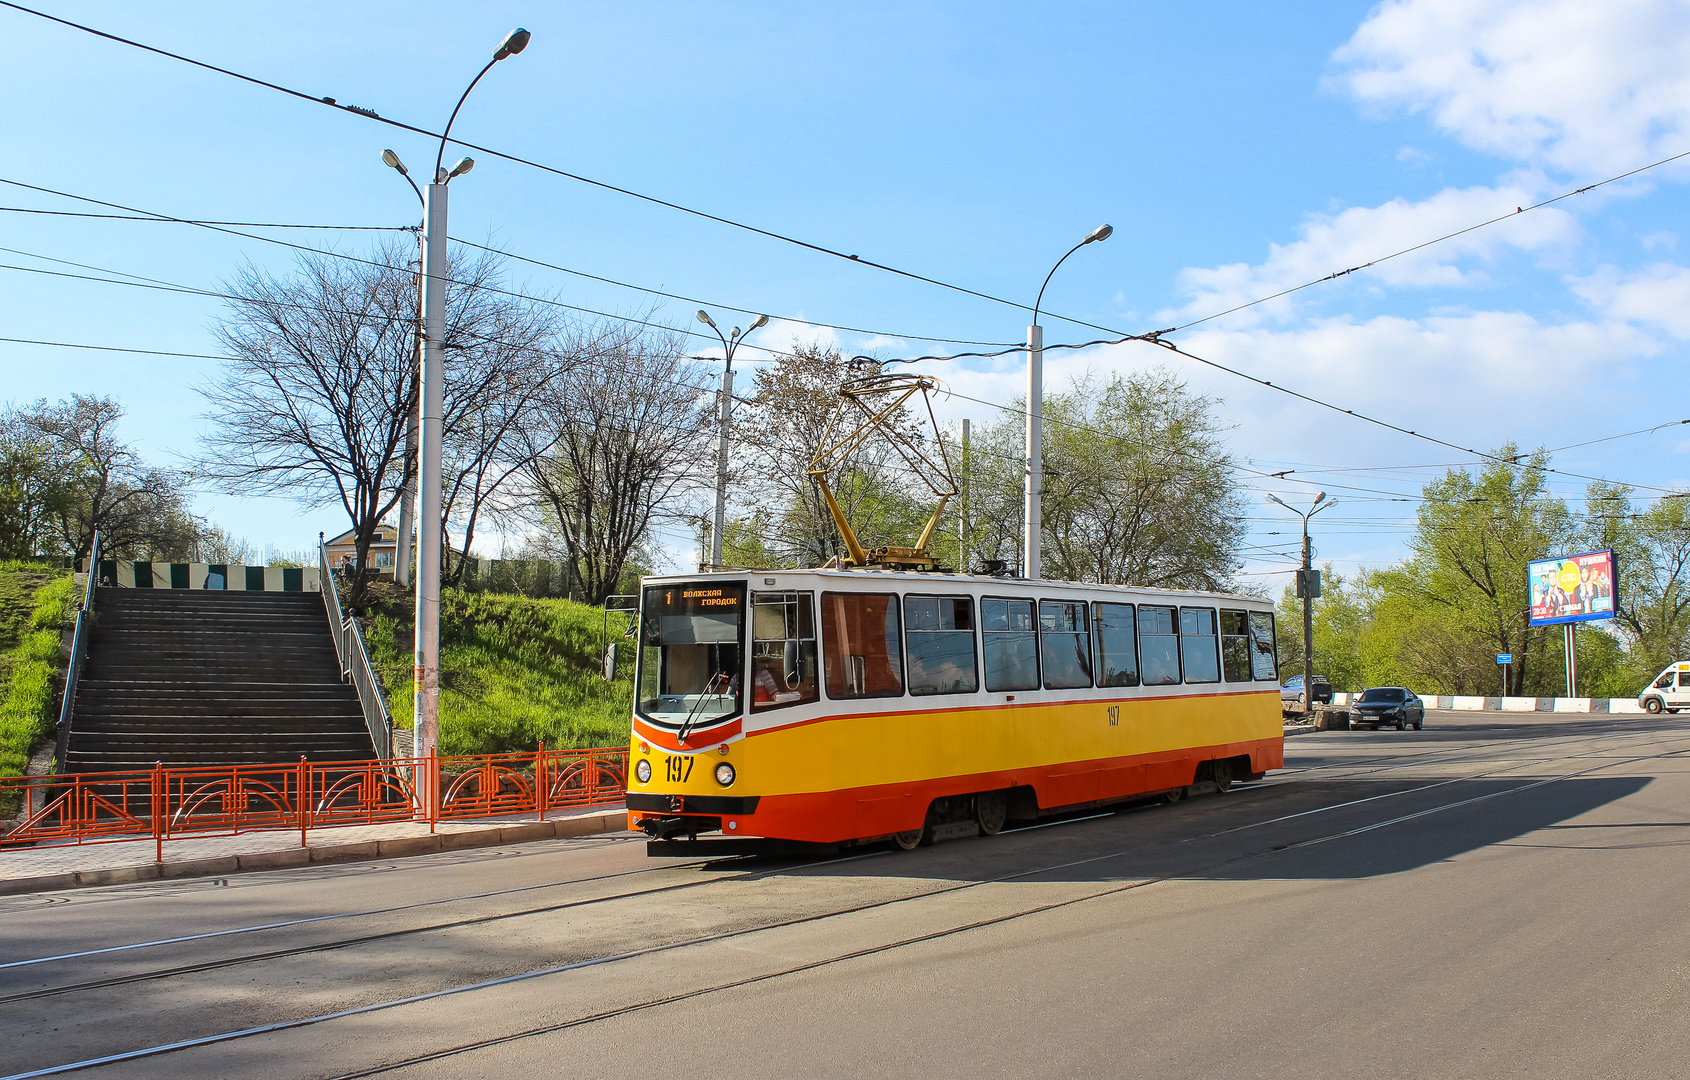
[0,808,631,897]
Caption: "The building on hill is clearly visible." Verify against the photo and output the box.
[322,524,468,579]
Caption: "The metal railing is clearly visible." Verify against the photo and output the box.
[346,617,393,760]
[53,530,101,772]
[0,745,628,860]
[319,541,392,760]
[319,541,350,673]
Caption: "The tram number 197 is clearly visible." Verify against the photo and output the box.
[665,754,694,783]
[1106,705,1120,727]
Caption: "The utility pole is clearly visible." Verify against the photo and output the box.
[958,419,970,571]
[1269,492,1337,713]
[394,231,423,590]
[696,309,768,569]
[1025,225,1111,580]
[381,27,530,818]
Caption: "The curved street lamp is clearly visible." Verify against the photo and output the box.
[697,309,769,568]
[385,27,530,812]
[1024,224,1111,580]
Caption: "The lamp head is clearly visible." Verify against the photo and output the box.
[749,314,770,331]
[1313,491,1327,505]
[730,327,742,340]
[695,309,717,328]
[381,149,409,175]
[493,28,531,61]
[446,156,475,180]
[1267,494,1288,509]
[1083,224,1114,244]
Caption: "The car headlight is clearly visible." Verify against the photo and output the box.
[635,758,651,784]
[715,762,735,787]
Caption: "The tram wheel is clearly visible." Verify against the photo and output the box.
[891,828,924,851]
[1162,786,1186,804]
[1213,759,1234,793]
[976,791,1008,836]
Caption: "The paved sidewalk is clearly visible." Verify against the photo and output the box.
[0,802,631,896]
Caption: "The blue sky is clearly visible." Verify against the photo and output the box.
[4,1,1689,584]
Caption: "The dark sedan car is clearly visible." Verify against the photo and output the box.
[1349,687,1425,730]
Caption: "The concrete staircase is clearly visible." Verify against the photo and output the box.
[66,589,375,772]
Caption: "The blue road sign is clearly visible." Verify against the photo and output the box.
[1497,653,1513,665]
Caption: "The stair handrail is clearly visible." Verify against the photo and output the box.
[344,616,394,760]
[55,530,101,771]
[319,540,350,676]
[319,540,393,760]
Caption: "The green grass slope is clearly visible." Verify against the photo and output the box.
[365,589,635,756]
[1,566,76,808]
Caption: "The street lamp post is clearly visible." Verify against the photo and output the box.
[1268,492,1338,714]
[1025,224,1112,580]
[381,27,529,813]
[696,309,768,569]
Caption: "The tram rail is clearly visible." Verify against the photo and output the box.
[7,727,1686,1080]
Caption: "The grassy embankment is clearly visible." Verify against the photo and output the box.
[0,563,77,813]
[364,589,635,756]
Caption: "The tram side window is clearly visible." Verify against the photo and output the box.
[1181,608,1220,683]
[1219,610,1253,683]
[1138,605,1180,686]
[1248,611,1279,681]
[821,592,904,699]
[1094,602,1139,687]
[1040,600,1093,689]
[750,591,820,712]
[904,596,978,695]
[982,598,1039,692]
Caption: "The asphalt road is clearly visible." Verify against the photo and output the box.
[4,709,1688,1080]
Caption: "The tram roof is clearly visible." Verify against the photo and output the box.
[639,567,1270,607]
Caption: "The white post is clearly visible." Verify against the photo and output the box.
[1565,622,1577,698]
[709,355,734,568]
[395,412,416,588]
[1024,324,1043,580]
[413,181,448,812]
[959,418,970,570]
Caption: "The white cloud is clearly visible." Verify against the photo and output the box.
[1167,180,1578,327]
[1333,0,1690,176]
[1571,262,1690,338]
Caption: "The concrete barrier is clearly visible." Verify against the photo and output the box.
[1342,693,1644,714]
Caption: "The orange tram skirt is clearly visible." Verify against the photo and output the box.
[631,737,1284,845]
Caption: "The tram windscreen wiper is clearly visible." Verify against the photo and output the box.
[675,671,729,748]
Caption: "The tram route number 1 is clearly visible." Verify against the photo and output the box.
[1106,705,1120,727]
[665,754,695,783]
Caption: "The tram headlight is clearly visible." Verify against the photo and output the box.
[715,762,736,787]
[635,759,652,784]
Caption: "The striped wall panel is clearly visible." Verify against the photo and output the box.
[93,560,320,592]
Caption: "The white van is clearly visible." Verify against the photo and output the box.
[1638,662,1690,714]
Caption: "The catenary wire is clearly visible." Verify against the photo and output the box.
[8,0,1690,470]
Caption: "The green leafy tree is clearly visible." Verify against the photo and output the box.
[968,369,1246,587]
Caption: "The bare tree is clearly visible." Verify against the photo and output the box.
[198,240,567,598]
[515,326,713,604]
[735,344,926,567]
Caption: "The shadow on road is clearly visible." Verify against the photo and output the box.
[738,775,1653,886]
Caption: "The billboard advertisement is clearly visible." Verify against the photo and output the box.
[1528,549,1617,626]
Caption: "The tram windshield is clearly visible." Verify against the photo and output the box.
[638,582,745,729]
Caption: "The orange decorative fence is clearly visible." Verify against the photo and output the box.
[0,746,627,862]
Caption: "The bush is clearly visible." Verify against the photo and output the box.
[365,589,635,756]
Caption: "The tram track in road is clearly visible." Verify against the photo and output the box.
[2,723,1672,1006]
[13,727,1690,1080]
[0,846,901,1003]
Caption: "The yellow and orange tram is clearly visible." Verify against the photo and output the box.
[625,569,1283,852]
